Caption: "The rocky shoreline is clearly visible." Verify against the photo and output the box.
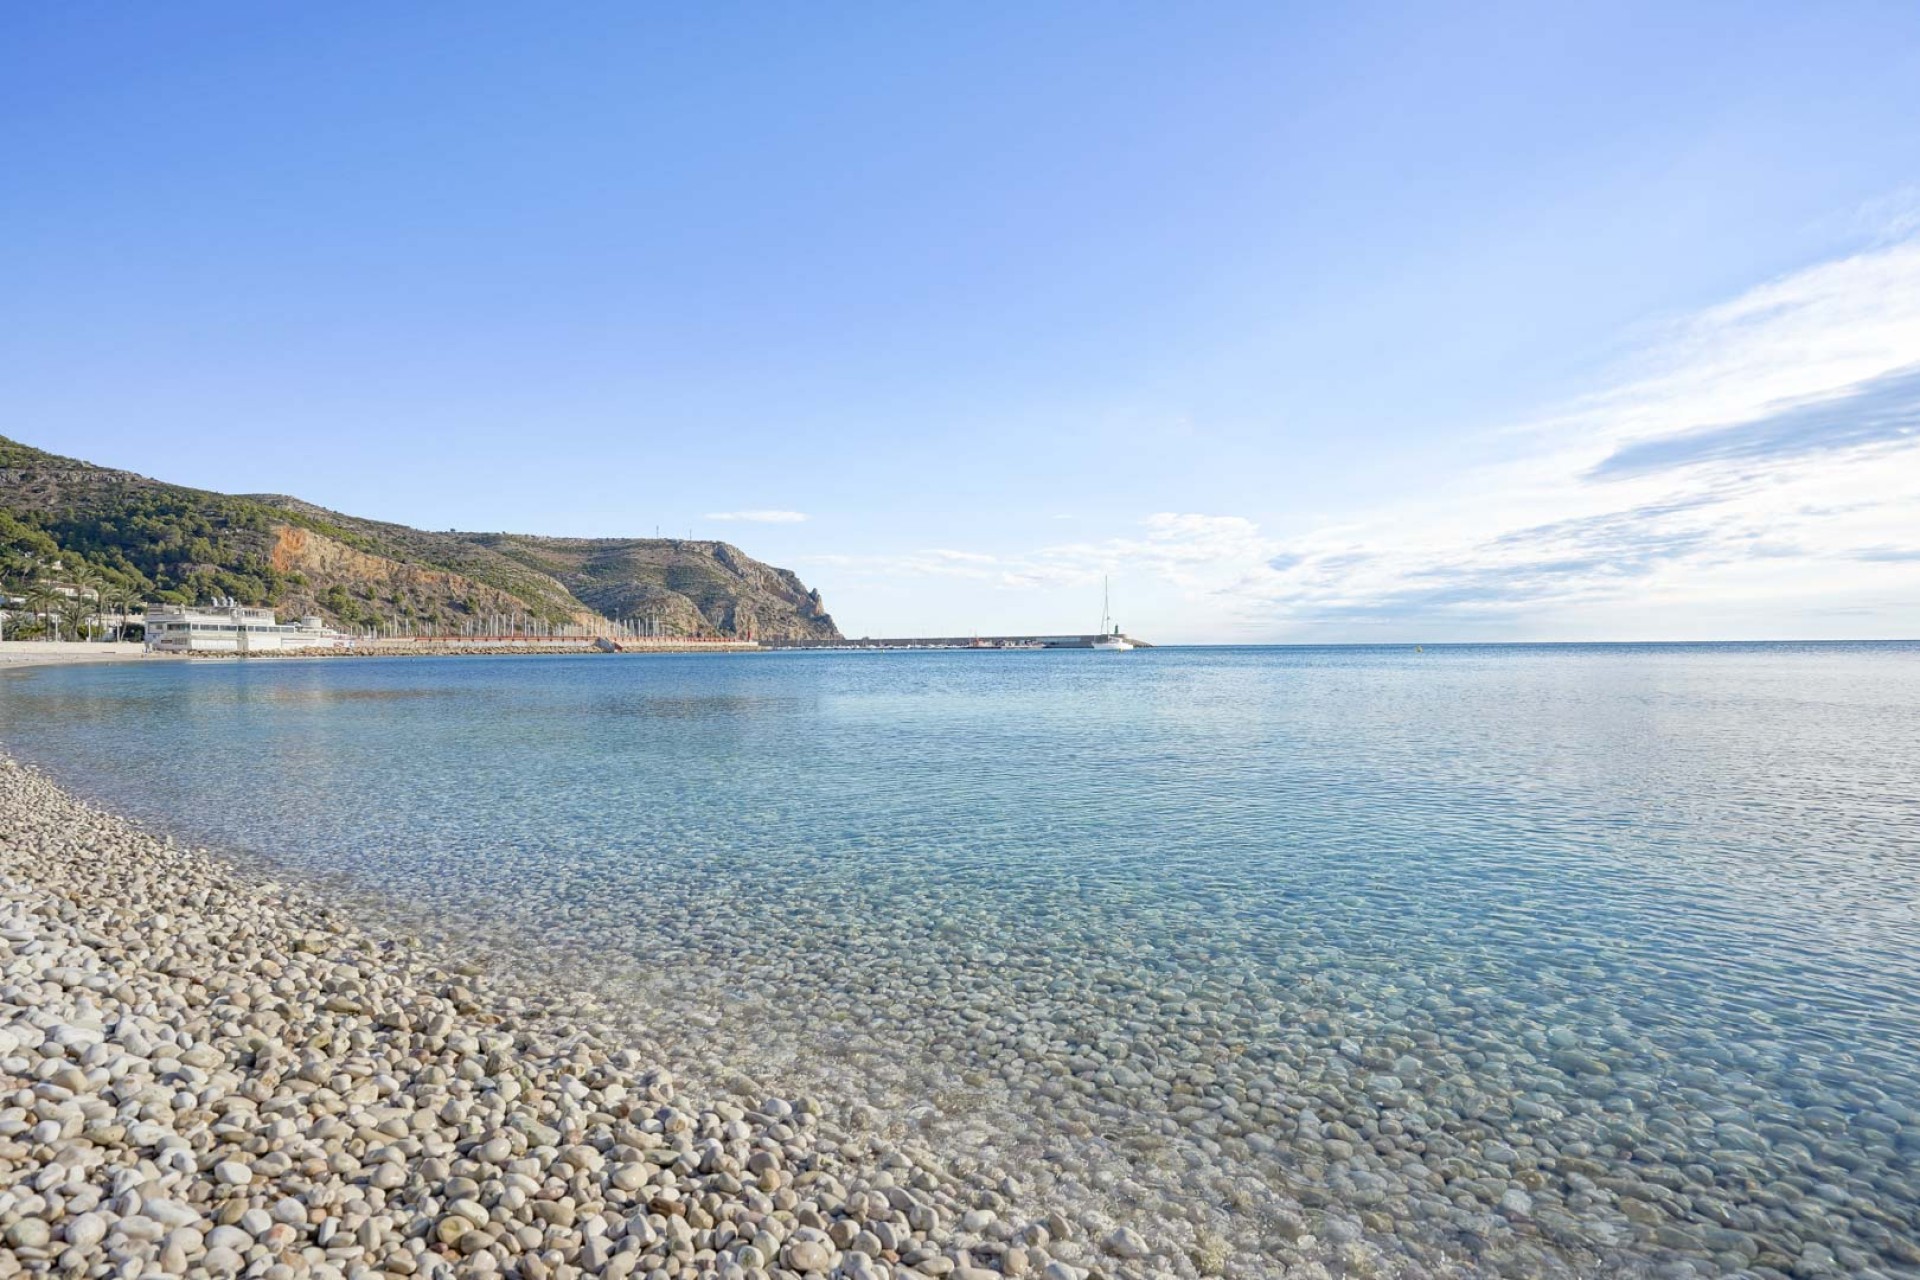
[9,735,1918,1280]
[0,756,1170,1280]
[217,643,757,660]
[0,642,757,671]
[9,650,1920,1280]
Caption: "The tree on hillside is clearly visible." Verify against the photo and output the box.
[0,546,50,629]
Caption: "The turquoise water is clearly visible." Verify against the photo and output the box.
[5,644,1919,1276]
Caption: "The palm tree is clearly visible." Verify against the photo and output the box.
[67,565,102,636]
[57,594,95,643]
[102,583,138,641]
[0,552,44,639]
[24,581,59,640]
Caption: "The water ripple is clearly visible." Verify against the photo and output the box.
[5,643,1919,1276]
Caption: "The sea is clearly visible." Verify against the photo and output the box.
[5,643,1917,1277]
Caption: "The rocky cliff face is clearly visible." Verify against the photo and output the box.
[0,434,842,640]
[265,525,592,631]
[463,535,839,641]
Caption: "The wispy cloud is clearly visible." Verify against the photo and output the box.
[704,510,808,524]
[1591,364,1920,478]
[813,218,1920,637]
[811,515,1281,592]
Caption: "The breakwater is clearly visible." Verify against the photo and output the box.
[230,639,759,660]
[759,636,1150,651]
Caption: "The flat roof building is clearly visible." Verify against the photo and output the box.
[144,604,350,654]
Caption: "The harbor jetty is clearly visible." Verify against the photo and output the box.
[760,634,1151,651]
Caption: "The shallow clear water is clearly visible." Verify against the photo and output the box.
[5,644,1919,1276]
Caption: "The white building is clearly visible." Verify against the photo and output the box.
[144,604,351,654]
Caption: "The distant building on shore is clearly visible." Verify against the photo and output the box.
[144,603,350,654]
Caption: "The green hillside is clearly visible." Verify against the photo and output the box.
[0,435,840,640]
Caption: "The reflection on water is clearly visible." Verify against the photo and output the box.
[5,644,1918,1276]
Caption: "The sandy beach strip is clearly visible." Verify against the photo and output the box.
[0,644,164,670]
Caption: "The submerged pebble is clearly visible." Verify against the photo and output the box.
[2,758,1208,1280]
[6,640,1920,1280]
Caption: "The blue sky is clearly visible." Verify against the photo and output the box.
[6,3,1920,640]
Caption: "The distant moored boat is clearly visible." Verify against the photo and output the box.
[1092,577,1133,651]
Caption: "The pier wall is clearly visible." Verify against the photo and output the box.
[761,634,1149,650]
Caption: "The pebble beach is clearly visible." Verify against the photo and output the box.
[1,754,1187,1280]
[6,645,1919,1280]
[10,8,1920,1279]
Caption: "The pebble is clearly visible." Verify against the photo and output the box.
[0,758,1145,1280]
[7,710,1915,1280]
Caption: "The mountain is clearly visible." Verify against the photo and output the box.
[0,435,840,640]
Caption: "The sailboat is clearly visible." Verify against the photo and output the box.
[1091,577,1133,651]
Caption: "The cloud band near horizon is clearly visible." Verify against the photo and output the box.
[806,224,1920,639]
